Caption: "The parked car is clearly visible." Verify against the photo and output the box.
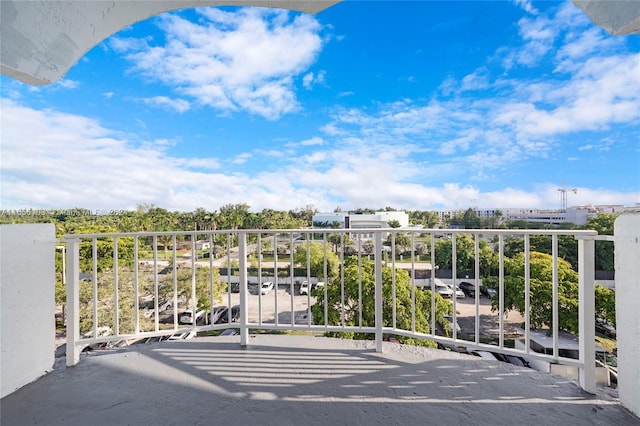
[595,318,616,339]
[142,299,173,318]
[210,306,229,324]
[480,286,497,298]
[220,328,239,336]
[435,283,453,298]
[448,284,465,298]
[179,310,206,325]
[212,305,240,324]
[299,280,310,295]
[261,281,274,295]
[458,281,476,298]
[444,314,462,334]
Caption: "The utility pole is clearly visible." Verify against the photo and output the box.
[558,187,577,212]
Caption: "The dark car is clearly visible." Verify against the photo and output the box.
[211,305,241,324]
[480,286,497,298]
[458,281,476,298]
[595,319,616,339]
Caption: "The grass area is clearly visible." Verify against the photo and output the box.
[595,335,617,353]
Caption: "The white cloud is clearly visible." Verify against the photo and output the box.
[232,153,252,164]
[336,91,354,98]
[56,79,80,89]
[175,157,221,170]
[140,96,191,113]
[493,54,640,137]
[2,3,638,214]
[302,70,326,90]
[110,7,324,120]
[300,136,324,146]
[513,0,538,15]
[459,67,490,92]
[2,96,637,212]
[554,27,620,72]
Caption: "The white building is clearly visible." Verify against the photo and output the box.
[433,205,630,227]
[312,211,410,229]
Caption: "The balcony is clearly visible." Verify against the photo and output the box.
[1,223,639,424]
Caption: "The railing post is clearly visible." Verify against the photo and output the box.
[238,232,249,347]
[65,238,80,367]
[578,236,596,394]
[375,232,383,353]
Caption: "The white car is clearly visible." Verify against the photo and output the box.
[260,281,274,295]
[444,314,462,334]
[435,283,453,298]
[448,284,465,298]
[299,281,310,295]
[179,310,205,325]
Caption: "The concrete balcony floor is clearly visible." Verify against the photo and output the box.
[2,335,637,426]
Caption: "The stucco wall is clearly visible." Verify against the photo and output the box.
[0,224,56,398]
[614,213,640,417]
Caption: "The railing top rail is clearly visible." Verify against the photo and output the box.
[61,228,600,239]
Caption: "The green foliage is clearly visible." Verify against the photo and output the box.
[388,233,412,254]
[168,266,225,313]
[79,236,137,273]
[595,284,616,326]
[434,234,475,271]
[503,235,578,269]
[407,210,440,228]
[79,268,153,334]
[294,241,340,281]
[387,220,401,228]
[311,257,452,346]
[493,252,580,333]
[582,213,617,271]
[77,265,225,334]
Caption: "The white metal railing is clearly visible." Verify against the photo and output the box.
[63,228,599,393]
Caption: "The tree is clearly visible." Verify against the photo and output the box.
[293,241,340,282]
[168,266,225,315]
[434,234,475,272]
[503,234,578,269]
[220,203,250,229]
[388,233,411,255]
[387,220,401,228]
[493,252,580,333]
[595,284,616,326]
[310,257,453,346]
[362,240,375,255]
[327,233,353,254]
[78,268,154,334]
[582,213,618,271]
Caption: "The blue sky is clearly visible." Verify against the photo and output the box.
[1,0,639,213]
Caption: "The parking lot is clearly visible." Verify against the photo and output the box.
[216,285,315,324]
[200,284,523,339]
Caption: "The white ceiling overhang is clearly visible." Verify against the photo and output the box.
[573,0,640,35]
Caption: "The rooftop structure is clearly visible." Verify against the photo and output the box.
[1,334,636,426]
[313,211,410,229]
